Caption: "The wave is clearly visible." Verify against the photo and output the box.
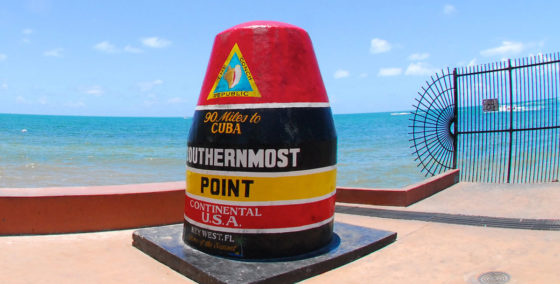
[390,112,410,116]
[498,105,543,112]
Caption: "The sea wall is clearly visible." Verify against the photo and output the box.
[0,182,185,235]
[336,169,460,206]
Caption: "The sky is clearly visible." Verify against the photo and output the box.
[0,0,559,117]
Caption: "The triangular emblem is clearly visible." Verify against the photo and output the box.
[207,43,261,100]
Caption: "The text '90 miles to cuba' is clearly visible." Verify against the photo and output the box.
[203,111,261,135]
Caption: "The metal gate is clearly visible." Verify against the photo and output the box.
[411,52,560,183]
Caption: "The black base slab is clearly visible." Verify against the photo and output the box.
[132,222,396,284]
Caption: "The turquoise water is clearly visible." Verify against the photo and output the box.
[0,112,425,188]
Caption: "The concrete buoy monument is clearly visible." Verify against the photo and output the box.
[183,21,337,258]
[132,21,396,282]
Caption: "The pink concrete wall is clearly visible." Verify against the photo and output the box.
[0,170,459,235]
[336,170,460,206]
[0,182,185,235]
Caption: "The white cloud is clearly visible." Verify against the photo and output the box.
[0,53,6,61]
[124,45,143,54]
[359,73,368,78]
[15,95,48,105]
[94,41,118,53]
[138,79,164,92]
[141,37,171,48]
[38,96,47,105]
[457,57,478,67]
[65,101,86,108]
[443,4,456,15]
[167,97,187,104]
[16,96,28,103]
[480,41,524,57]
[94,42,144,54]
[409,53,430,61]
[143,100,156,107]
[44,48,63,57]
[334,69,350,79]
[405,62,438,76]
[370,38,391,54]
[1,82,7,89]
[83,86,104,96]
[378,67,403,77]
[21,29,33,43]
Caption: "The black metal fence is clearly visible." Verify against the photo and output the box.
[411,52,560,183]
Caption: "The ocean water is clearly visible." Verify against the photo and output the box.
[0,112,425,188]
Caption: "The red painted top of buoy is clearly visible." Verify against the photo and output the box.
[197,21,328,106]
[228,21,304,31]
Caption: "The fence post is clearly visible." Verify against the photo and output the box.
[452,68,458,169]
[507,59,514,183]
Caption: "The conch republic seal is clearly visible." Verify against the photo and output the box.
[184,21,337,258]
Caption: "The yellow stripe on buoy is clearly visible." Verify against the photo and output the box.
[186,168,336,202]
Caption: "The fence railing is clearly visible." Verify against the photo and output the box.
[411,52,560,183]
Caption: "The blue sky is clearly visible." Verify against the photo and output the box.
[0,0,558,117]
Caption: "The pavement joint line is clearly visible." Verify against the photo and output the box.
[335,205,560,231]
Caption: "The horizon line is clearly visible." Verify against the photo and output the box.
[0,109,413,119]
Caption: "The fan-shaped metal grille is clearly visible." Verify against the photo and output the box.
[410,68,456,176]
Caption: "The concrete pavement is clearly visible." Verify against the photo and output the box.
[1,182,558,283]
